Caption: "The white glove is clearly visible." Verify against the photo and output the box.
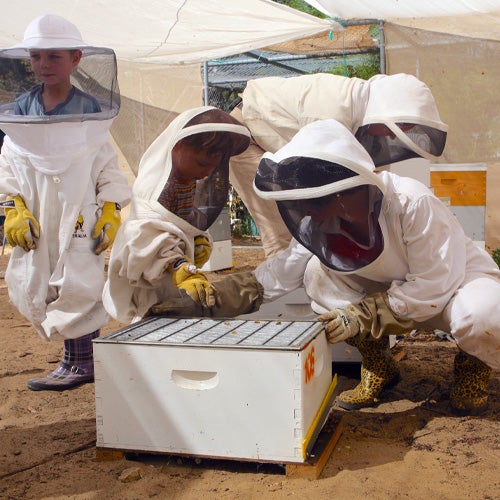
[317,308,360,344]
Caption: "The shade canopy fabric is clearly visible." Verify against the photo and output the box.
[0,0,341,65]
[305,0,500,19]
[305,0,500,41]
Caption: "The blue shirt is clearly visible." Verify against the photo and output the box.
[14,85,101,116]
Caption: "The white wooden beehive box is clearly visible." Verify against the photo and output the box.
[94,317,334,463]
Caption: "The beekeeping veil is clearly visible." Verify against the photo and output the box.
[0,14,119,173]
[356,73,448,167]
[255,119,386,273]
[133,106,250,231]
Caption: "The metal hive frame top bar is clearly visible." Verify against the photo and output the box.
[95,317,324,351]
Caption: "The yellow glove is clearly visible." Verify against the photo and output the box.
[3,195,40,252]
[92,201,121,255]
[193,235,212,268]
[170,257,216,308]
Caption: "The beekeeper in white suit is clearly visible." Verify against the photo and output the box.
[229,72,447,257]
[250,119,500,416]
[103,107,251,323]
[0,14,131,391]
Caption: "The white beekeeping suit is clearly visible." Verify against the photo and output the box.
[254,119,500,368]
[156,117,496,415]
[251,118,499,415]
[240,73,369,153]
[0,15,131,342]
[103,107,250,323]
[230,72,447,258]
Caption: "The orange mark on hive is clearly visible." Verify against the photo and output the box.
[304,345,315,384]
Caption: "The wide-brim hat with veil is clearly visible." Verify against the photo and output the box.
[133,106,250,231]
[356,73,448,167]
[0,14,120,175]
[254,119,387,273]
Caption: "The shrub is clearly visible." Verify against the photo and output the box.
[491,248,500,268]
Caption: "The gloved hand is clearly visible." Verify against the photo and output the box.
[92,202,121,255]
[193,235,212,268]
[150,271,263,318]
[317,292,416,344]
[3,195,40,252]
[317,308,360,344]
[148,297,205,318]
[169,258,216,308]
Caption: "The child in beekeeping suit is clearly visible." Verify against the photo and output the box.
[102,106,251,323]
[0,14,131,391]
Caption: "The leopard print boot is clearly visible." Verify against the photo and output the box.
[450,350,491,416]
[337,335,401,410]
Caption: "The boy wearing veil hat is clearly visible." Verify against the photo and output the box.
[0,14,131,391]
[103,107,251,323]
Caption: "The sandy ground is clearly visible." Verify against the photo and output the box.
[0,244,499,500]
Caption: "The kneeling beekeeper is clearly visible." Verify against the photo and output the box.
[155,119,500,416]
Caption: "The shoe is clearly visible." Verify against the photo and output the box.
[337,335,401,410]
[27,362,94,391]
[450,350,491,416]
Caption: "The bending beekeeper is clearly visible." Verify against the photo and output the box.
[0,14,131,391]
[230,73,447,257]
[103,107,251,323]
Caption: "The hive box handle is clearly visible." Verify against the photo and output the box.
[171,370,219,390]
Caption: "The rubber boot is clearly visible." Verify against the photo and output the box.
[337,335,401,410]
[27,331,99,391]
[450,350,491,416]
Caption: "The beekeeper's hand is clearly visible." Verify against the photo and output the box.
[318,292,416,344]
[148,297,205,318]
[317,308,360,344]
[93,202,121,255]
[3,195,40,251]
[169,258,216,308]
[193,235,212,268]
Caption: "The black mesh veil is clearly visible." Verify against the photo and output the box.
[256,155,385,272]
[0,47,119,123]
[355,123,447,167]
[255,156,358,193]
[188,160,230,231]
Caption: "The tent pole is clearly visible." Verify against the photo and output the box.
[379,20,386,74]
[203,61,209,105]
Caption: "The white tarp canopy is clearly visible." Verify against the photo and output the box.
[305,0,500,40]
[0,0,341,65]
[305,0,500,19]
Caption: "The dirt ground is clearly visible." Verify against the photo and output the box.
[0,242,499,500]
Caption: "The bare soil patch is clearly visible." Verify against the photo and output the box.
[0,246,498,499]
